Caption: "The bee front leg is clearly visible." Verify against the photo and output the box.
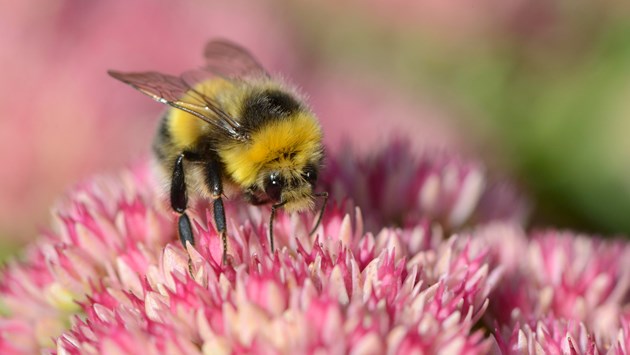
[171,153,194,248]
[205,153,228,265]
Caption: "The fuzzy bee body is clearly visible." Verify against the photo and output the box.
[109,40,326,264]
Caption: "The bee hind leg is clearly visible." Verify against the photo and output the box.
[171,153,194,246]
[205,152,228,265]
[171,153,195,272]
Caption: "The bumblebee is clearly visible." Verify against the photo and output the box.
[109,40,327,264]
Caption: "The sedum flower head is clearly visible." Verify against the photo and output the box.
[493,317,599,354]
[0,144,516,354]
[3,142,630,354]
[322,141,527,233]
[476,223,630,352]
[493,314,630,354]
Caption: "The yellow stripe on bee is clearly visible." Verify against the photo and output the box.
[219,113,322,186]
[168,79,240,149]
[168,109,206,149]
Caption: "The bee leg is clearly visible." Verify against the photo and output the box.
[205,153,228,265]
[171,153,195,275]
[269,201,286,254]
[171,153,194,247]
[309,191,329,236]
[269,205,278,253]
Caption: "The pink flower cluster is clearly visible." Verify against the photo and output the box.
[0,143,628,354]
[477,224,630,353]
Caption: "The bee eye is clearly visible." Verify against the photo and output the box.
[303,165,318,186]
[264,172,284,202]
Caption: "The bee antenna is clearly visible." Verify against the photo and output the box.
[309,192,329,236]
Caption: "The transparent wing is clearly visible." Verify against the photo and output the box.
[108,70,248,141]
[203,39,268,78]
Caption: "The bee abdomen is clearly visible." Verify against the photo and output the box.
[152,112,173,163]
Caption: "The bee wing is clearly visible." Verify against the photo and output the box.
[203,39,269,78]
[108,70,248,141]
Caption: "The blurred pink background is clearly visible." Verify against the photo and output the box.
[0,0,465,246]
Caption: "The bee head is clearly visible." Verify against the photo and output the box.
[262,163,319,212]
